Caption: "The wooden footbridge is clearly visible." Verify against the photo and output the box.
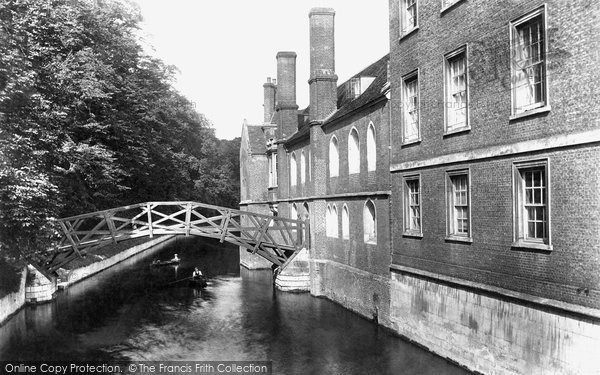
[34,202,307,277]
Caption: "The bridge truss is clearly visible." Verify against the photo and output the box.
[35,202,307,277]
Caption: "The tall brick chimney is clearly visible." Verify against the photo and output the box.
[263,77,276,124]
[308,8,337,123]
[276,51,299,139]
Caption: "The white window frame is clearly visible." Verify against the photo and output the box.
[403,174,422,236]
[399,0,419,37]
[363,200,377,244]
[444,45,469,134]
[348,127,360,175]
[290,152,297,187]
[329,136,339,177]
[402,70,420,145]
[445,169,472,242]
[512,159,552,251]
[342,204,350,240]
[367,122,376,172]
[509,5,550,119]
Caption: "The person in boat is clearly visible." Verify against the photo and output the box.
[172,253,179,262]
[192,267,203,278]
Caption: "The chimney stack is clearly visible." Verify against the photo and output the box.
[308,8,337,123]
[263,77,276,124]
[276,51,299,138]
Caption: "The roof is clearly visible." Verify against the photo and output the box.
[325,54,389,126]
[246,125,267,155]
[284,54,389,147]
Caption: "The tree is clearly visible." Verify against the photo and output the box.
[0,0,241,259]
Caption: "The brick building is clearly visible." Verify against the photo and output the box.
[387,0,600,373]
[240,8,392,319]
[241,2,600,373]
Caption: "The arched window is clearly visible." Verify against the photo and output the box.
[290,152,297,186]
[348,128,360,174]
[329,136,339,177]
[326,204,338,237]
[300,150,306,184]
[342,204,350,239]
[364,200,377,243]
[367,122,376,172]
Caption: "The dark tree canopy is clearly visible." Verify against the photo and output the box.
[0,0,241,258]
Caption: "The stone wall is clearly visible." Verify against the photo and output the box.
[0,268,26,325]
[388,270,600,375]
[311,259,390,325]
[61,235,176,286]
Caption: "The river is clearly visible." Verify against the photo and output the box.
[0,237,470,374]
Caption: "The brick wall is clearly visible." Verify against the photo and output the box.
[325,104,391,196]
[388,0,600,309]
[391,146,600,309]
[389,0,600,165]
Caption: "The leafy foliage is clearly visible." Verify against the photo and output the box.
[0,0,240,259]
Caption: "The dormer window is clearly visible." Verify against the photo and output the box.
[347,77,376,99]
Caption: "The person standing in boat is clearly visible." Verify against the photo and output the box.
[173,254,179,261]
[192,267,202,278]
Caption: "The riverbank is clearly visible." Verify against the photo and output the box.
[57,235,176,287]
[0,235,177,326]
[0,268,26,325]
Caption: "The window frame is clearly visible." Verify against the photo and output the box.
[364,200,377,244]
[403,174,422,237]
[399,0,419,38]
[512,159,552,251]
[329,136,340,178]
[509,5,550,119]
[445,169,472,242]
[348,127,360,175]
[367,122,376,172]
[401,69,421,145]
[444,45,470,135]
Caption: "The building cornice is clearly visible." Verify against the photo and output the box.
[391,129,600,172]
[239,190,391,206]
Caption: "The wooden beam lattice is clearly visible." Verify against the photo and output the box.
[42,201,306,274]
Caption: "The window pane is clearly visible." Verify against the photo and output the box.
[512,13,546,113]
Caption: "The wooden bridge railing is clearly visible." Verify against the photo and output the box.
[40,201,308,276]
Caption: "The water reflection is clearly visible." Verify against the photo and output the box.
[0,237,469,374]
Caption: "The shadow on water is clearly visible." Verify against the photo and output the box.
[0,236,470,374]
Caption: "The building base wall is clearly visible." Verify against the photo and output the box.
[310,259,390,325]
[389,270,600,375]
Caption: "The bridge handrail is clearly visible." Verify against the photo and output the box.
[57,201,305,225]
